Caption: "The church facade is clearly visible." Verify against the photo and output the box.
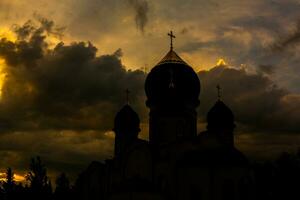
[77,33,254,200]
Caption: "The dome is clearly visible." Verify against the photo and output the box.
[207,100,235,130]
[113,104,140,134]
[145,49,200,108]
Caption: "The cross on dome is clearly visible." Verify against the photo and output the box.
[168,31,176,50]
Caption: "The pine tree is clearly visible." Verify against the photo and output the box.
[26,156,52,199]
[3,167,16,199]
[54,173,71,200]
[6,167,15,189]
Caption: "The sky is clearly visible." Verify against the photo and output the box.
[0,0,300,183]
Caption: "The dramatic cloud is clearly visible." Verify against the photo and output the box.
[257,64,275,75]
[127,0,149,33]
[198,65,300,133]
[270,20,300,52]
[2,19,298,135]
[197,65,300,160]
[0,130,115,182]
[0,19,148,179]
[0,0,300,180]
[0,19,147,134]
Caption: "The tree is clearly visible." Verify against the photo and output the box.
[2,167,16,197]
[6,168,14,186]
[2,167,26,200]
[26,156,52,199]
[54,173,71,200]
[4,167,15,190]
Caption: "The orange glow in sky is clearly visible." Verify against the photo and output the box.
[0,172,26,182]
[0,27,17,100]
[0,27,17,42]
[216,58,227,66]
[0,59,7,99]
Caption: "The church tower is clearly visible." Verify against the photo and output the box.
[206,86,235,147]
[113,91,141,158]
[145,31,201,146]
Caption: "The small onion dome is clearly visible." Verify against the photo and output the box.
[113,105,141,135]
[145,49,200,107]
[207,100,235,131]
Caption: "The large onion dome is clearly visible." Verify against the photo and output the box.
[145,49,200,108]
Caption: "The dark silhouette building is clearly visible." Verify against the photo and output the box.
[79,32,253,200]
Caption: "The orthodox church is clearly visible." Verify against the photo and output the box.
[77,32,253,200]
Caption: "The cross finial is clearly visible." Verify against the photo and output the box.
[216,84,221,100]
[126,89,130,104]
[168,31,176,50]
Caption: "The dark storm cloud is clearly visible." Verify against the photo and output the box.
[175,0,300,75]
[230,15,282,34]
[127,0,149,33]
[0,17,65,69]
[1,10,300,177]
[59,0,151,40]
[0,18,62,68]
[33,14,66,39]
[13,16,65,40]
[0,19,147,178]
[198,65,300,133]
[269,0,300,19]
[177,5,300,91]
[180,34,266,68]
[257,64,275,75]
[0,130,116,182]
[0,19,299,135]
[271,21,300,52]
[0,19,146,133]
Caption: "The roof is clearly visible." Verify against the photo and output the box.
[156,49,187,66]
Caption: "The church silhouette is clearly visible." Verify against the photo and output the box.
[77,31,253,200]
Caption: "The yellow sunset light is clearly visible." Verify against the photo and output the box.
[0,59,7,99]
[0,27,17,42]
[0,28,15,100]
[216,58,227,66]
[45,36,61,49]
[0,172,26,182]
[14,173,26,182]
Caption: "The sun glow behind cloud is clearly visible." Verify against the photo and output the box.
[0,59,7,100]
[216,58,227,66]
[0,172,26,182]
[0,27,17,100]
[0,27,17,42]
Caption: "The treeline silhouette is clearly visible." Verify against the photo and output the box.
[0,152,300,200]
[0,157,73,200]
[253,150,300,200]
